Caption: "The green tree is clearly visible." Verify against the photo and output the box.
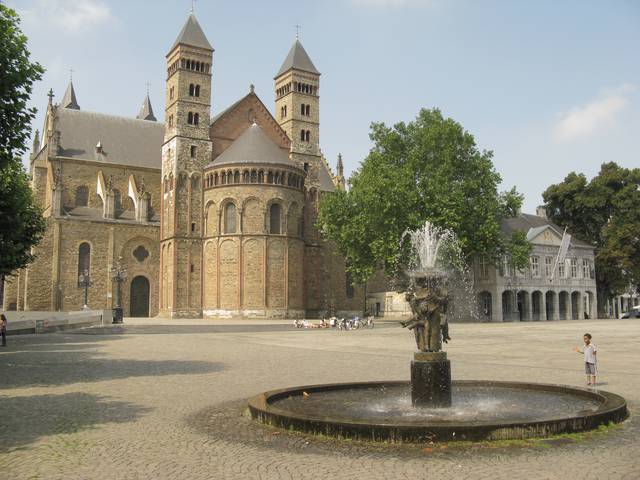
[543,162,640,316]
[0,4,46,279]
[0,161,46,277]
[0,4,44,169]
[317,108,530,284]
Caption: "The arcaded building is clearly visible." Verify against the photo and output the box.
[3,13,362,319]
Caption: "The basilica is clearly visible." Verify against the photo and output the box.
[2,13,362,318]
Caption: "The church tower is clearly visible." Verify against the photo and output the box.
[274,39,321,187]
[160,13,213,318]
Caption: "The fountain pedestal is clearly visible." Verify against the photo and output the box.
[411,351,451,407]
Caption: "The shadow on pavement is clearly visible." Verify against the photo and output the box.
[0,392,151,452]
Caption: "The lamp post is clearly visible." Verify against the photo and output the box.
[78,269,92,309]
[111,256,127,324]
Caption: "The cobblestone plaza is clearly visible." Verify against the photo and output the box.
[1,319,639,479]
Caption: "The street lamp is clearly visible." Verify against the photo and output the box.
[78,269,92,309]
[111,256,127,324]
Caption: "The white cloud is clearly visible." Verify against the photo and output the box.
[350,0,434,7]
[19,0,114,32]
[554,84,635,141]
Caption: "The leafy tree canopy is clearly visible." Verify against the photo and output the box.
[0,5,46,276]
[0,4,44,169]
[543,162,640,309]
[0,161,46,277]
[317,108,529,284]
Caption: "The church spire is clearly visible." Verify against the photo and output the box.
[275,39,320,78]
[61,80,80,110]
[169,13,213,53]
[137,93,156,121]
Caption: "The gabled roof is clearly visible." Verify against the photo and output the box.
[170,14,213,52]
[136,94,157,121]
[54,108,164,169]
[501,213,592,248]
[61,81,80,110]
[209,123,297,169]
[276,39,320,78]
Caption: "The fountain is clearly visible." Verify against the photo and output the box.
[248,222,627,442]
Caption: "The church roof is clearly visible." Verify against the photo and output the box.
[61,80,80,110]
[54,108,164,169]
[208,123,298,169]
[170,14,213,52]
[136,93,157,121]
[276,39,320,78]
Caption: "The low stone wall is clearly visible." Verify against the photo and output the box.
[2,310,111,335]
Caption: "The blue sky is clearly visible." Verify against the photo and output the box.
[10,0,640,212]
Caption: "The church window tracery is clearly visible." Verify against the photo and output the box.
[77,243,91,284]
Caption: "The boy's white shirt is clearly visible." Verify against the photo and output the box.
[583,343,597,364]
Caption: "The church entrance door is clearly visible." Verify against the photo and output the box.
[130,276,150,317]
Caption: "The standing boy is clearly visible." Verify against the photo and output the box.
[573,333,597,386]
[0,313,7,347]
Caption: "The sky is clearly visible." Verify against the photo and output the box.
[8,0,640,213]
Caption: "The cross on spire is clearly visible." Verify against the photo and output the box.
[69,68,74,81]
[294,24,301,40]
[145,82,151,95]
[190,0,196,13]
[47,88,54,105]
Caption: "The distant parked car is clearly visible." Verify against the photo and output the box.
[621,306,640,319]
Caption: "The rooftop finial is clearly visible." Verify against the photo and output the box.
[191,0,195,13]
[250,84,255,94]
[294,24,301,40]
[69,68,74,81]
[145,81,151,95]
[47,88,54,106]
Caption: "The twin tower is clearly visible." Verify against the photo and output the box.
[159,14,353,319]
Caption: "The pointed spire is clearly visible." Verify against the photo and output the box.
[170,13,213,53]
[137,93,157,121]
[276,39,320,78]
[61,80,80,109]
[337,153,344,176]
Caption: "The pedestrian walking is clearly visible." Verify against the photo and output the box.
[573,333,597,386]
[0,313,7,347]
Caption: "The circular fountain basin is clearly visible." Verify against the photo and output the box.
[248,380,627,442]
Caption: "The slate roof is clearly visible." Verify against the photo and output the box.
[55,108,164,169]
[136,94,157,121]
[208,123,298,169]
[276,39,320,77]
[501,213,592,248]
[61,81,80,110]
[170,14,213,52]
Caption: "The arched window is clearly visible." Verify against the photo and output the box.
[75,186,89,207]
[193,113,199,125]
[189,84,195,96]
[214,173,219,185]
[267,172,273,184]
[195,85,200,97]
[269,203,281,234]
[224,203,237,234]
[188,112,193,124]
[301,104,305,115]
[243,171,250,183]
[78,242,91,281]
[300,129,305,141]
[234,171,240,183]
[251,170,257,183]
[113,189,122,211]
[305,130,310,142]
[186,59,191,69]
[306,105,310,116]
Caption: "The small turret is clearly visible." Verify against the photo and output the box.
[61,80,80,109]
[137,93,157,121]
[334,153,346,190]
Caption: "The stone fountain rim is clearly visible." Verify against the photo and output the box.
[248,380,627,442]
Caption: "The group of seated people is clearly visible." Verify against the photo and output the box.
[292,315,375,330]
